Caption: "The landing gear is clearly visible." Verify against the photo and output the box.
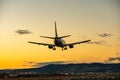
[64,47,67,50]
[53,47,56,50]
[62,47,67,50]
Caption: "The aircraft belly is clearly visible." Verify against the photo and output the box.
[54,40,64,47]
[55,42,64,47]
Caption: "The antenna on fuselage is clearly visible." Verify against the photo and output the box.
[55,22,58,38]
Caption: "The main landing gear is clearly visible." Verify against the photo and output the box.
[62,47,67,51]
[53,47,56,50]
[52,47,67,51]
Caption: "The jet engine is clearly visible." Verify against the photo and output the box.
[69,45,74,48]
[48,45,53,49]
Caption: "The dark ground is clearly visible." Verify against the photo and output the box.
[0,73,120,80]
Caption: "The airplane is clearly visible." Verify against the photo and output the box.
[28,22,91,50]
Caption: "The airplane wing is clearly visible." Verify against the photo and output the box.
[64,40,91,46]
[28,41,55,46]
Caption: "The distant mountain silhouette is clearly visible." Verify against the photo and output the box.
[1,63,120,74]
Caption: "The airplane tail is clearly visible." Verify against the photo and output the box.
[40,22,58,39]
[40,22,71,39]
[55,22,71,39]
[55,22,58,38]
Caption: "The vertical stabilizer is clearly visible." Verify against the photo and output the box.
[55,22,58,38]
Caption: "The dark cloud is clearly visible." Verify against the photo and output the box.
[105,56,120,63]
[15,30,32,35]
[21,61,36,67]
[98,33,111,38]
[108,57,120,62]
[33,61,65,67]
[22,61,65,67]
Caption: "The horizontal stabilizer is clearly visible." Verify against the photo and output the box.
[58,35,71,38]
[40,36,55,39]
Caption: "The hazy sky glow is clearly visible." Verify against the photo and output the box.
[0,0,120,69]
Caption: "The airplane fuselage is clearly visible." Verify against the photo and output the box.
[54,38,66,47]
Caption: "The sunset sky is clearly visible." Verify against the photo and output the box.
[0,0,120,69]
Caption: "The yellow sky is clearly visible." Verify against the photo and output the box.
[0,0,120,69]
